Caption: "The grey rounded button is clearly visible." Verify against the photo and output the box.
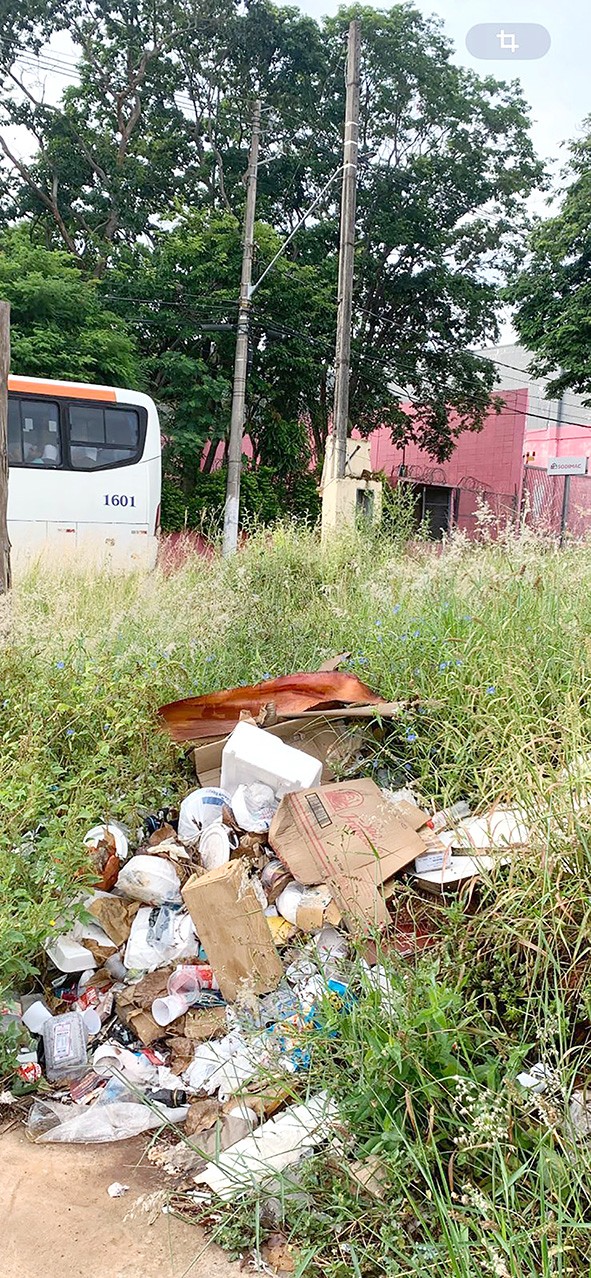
[466,23,551,60]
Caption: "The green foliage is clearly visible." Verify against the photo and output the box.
[0,0,544,465]
[4,529,591,1267]
[161,465,320,531]
[0,228,141,385]
[511,121,591,401]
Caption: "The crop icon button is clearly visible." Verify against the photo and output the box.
[466,23,551,60]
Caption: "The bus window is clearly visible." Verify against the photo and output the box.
[8,397,62,466]
[8,399,22,464]
[68,404,142,469]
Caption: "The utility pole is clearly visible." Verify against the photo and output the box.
[0,301,10,593]
[333,18,361,480]
[557,392,569,546]
[222,98,261,558]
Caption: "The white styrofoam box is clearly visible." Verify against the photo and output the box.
[220,722,322,799]
[46,935,98,972]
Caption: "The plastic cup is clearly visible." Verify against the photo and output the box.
[167,967,203,1000]
[83,1007,102,1036]
[151,992,190,1026]
[22,1001,53,1034]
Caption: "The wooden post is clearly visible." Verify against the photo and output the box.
[0,301,11,593]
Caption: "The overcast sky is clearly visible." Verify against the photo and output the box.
[303,0,590,177]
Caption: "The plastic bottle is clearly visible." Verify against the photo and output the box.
[429,801,471,832]
[42,1011,88,1082]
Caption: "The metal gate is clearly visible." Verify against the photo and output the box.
[522,467,591,537]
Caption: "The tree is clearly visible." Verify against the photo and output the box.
[105,211,334,487]
[510,123,591,401]
[0,228,141,384]
[0,1,544,465]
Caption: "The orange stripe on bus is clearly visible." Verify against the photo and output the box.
[8,377,117,402]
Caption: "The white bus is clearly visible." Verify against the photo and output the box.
[7,375,161,566]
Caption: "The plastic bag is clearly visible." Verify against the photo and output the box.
[124,906,198,973]
[178,788,231,843]
[116,855,181,906]
[27,1083,188,1143]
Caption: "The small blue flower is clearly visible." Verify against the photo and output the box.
[56,661,65,670]
[412,628,421,638]
[357,656,368,666]
[65,728,74,737]
[261,672,272,681]
[393,604,401,614]
[463,615,473,623]
[439,661,449,672]
[405,731,417,743]
[486,685,496,695]
[205,655,214,663]
[375,619,382,627]
[456,659,463,667]
[400,633,408,642]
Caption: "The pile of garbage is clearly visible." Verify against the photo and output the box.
[2,668,531,1200]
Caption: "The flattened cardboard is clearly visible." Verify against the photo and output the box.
[184,1006,228,1042]
[87,896,140,948]
[269,780,428,931]
[182,858,284,1001]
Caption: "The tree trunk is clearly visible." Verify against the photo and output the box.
[0,301,11,594]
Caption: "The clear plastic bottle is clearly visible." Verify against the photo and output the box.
[42,1011,88,1082]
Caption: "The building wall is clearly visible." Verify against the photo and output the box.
[363,387,529,500]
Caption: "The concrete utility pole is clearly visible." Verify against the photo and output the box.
[333,19,361,480]
[0,301,10,593]
[222,99,262,558]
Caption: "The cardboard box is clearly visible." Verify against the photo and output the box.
[182,859,284,1001]
[269,780,428,931]
[193,717,361,788]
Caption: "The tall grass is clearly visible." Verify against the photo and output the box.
[3,522,591,1273]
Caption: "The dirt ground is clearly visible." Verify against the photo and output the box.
[1,1121,243,1278]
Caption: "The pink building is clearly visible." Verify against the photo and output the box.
[360,344,591,537]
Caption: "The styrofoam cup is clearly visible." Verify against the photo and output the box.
[22,1001,53,1034]
[151,992,190,1026]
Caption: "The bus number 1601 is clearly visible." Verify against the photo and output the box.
[104,495,136,508]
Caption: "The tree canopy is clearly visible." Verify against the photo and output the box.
[511,122,591,402]
[0,1,545,520]
[0,228,140,385]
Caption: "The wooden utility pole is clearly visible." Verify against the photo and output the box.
[333,19,361,480]
[222,99,262,557]
[0,301,11,593]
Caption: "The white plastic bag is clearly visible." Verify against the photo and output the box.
[116,855,181,906]
[124,906,199,973]
[27,1095,188,1143]
[178,788,231,843]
